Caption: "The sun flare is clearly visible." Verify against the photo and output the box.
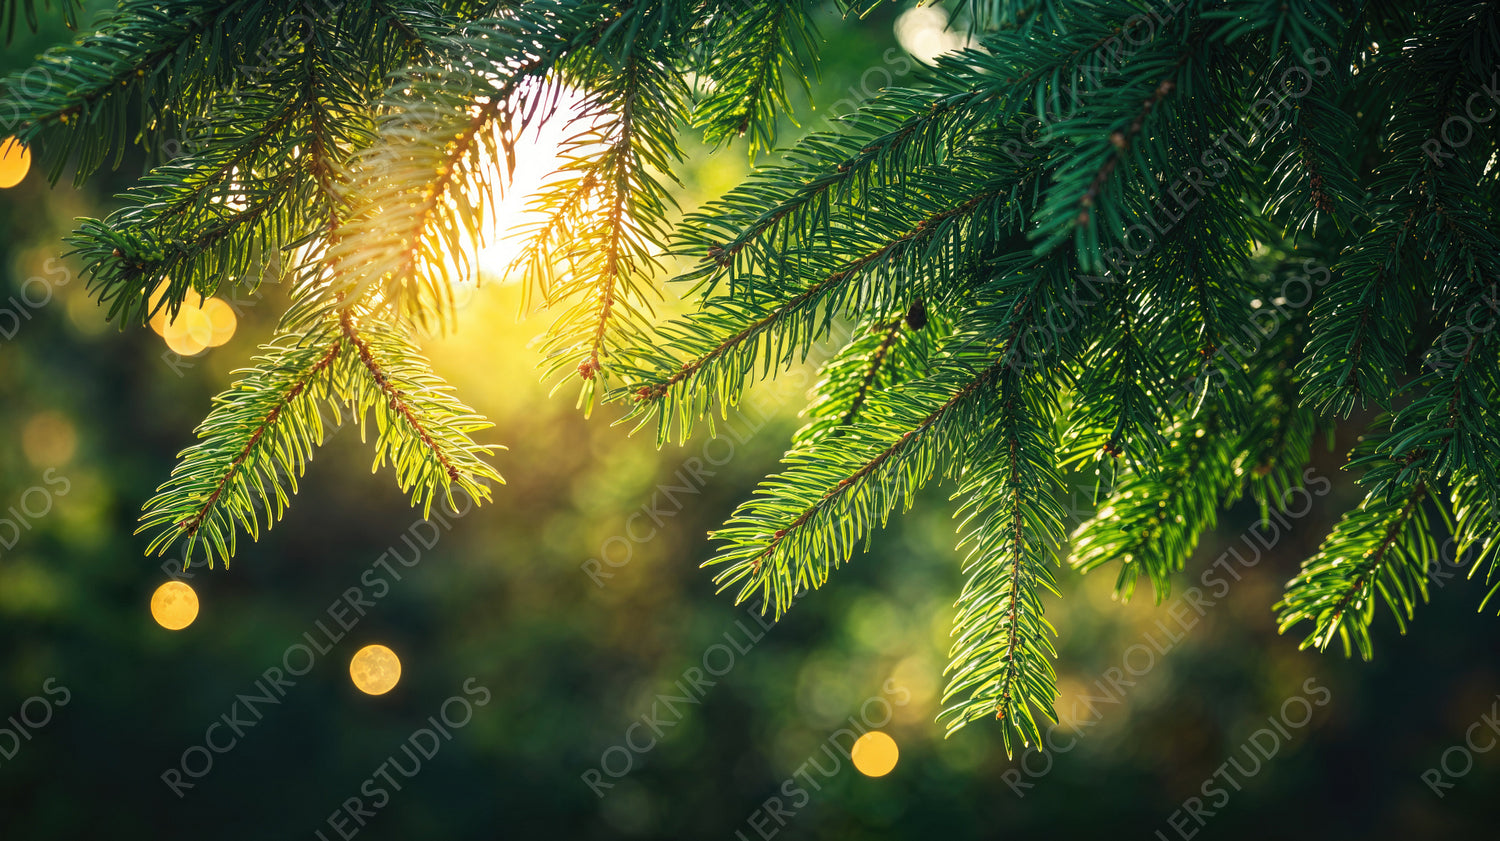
[464,88,591,287]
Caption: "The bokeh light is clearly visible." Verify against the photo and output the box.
[150,581,200,631]
[0,137,30,188]
[146,283,172,335]
[201,297,237,346]
[349,644,402,695]
[149,286,237,355]
[893,6,975,65]
[21,411,78,467]
[851,731,899,777]
[163,312,212,356]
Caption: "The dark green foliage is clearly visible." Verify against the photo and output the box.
[691,0,820,153]
[7,0,1500,749]
[2,0,78,41]
[1070,408,1241,603]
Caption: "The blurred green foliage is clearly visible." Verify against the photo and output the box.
[2,3,1499,839]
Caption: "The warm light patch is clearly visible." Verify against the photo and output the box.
[0,138,30,188]
[147,284,171,335]
[468,89,591,285]
[150,581,200,630]
[851,731,900,777]
[893,6,975,65]
[22,411,77,467]
[150,286,237,354]
[349,644,402,695]
[163,308,213,356]
[201,297,238,347]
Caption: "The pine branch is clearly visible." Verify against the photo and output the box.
[1027,18,1202,263]
[675,84,1001,290]
[66,88,317,324]
[337,312,503,516]
[1298,209,1419,415]
[705,249,1070,617]
[0,0,292,183]
[792,303,950,448]
[520,36,689,408]
[1061,273,1171,474]
[1069,402,1240,602]
[139,330,346,567]
[1239,322,1318,521]
[840,319,905,427]
[1259,56,1359,234]
[619,176,1015,443]
[706,338,1010,618]
[1276,475,1435,659]
[691,0,819,154]
[941,374,1065,750]
[296,2,618,327]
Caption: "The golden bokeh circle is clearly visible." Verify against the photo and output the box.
[150,581,200,631]
[182,305,215,345]
[202,297,237,347]
[0,138,30,189]
[349,644,402,695]
[163,318,209,356]
[151,290,235,353]
[147,283,173,336]
[851,731,899,777]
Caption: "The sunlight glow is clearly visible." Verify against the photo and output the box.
[150,581,200,631]
[894,6,975,66]
[466,88,591,287]
[349,644,402,695]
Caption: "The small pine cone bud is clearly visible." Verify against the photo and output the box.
[577,359,599,380]
[905,297,928,330]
